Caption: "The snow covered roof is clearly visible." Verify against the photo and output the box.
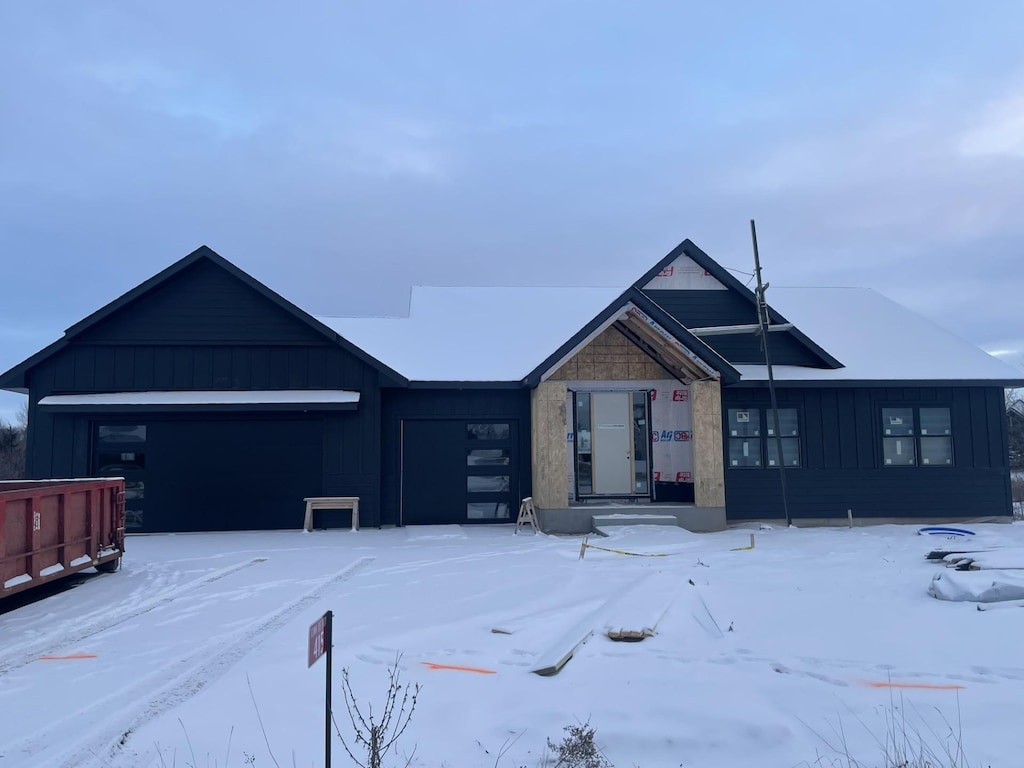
[38,390,360,407]
[735,287,1024,384]
[319,286,626,382]
[317,284,1022,386]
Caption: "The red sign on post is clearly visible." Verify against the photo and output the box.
[308,612,328,668]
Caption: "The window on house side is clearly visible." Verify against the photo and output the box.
[881,407,952,467]
[728,408,801,469]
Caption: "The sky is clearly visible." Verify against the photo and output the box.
[2,2,1023,423]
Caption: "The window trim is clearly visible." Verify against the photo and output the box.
[571,389,654,499]
[726,406,802,470]
[879,404,954,468]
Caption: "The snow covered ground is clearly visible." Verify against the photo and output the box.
[2,522,1024,768]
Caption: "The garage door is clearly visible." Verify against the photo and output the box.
[94,417,324,532]
[402,419,519,525]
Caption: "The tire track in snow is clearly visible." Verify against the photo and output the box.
[366,546,553,577]
[0,558,266,679]
[6,557,374,768]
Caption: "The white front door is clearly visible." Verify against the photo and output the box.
[591,391,633,495]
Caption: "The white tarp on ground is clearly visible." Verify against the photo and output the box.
[928,569,1024,602]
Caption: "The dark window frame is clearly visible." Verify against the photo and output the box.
[726,406,802,470]
[879,405,954,468]
[462,420,517,521]
[571,389,654,499]
[92,421,148,531]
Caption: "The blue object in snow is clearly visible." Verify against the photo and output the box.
[918,526,975,537]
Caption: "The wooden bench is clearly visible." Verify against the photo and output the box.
[303,496,359,532]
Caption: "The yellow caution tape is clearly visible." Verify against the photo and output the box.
[578,536,677,560]
[729,534,756,551]
[579,532,756,559]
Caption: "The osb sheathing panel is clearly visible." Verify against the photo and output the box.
[549,326,674,382]
[692,379,726,507]
[530,380,569,509]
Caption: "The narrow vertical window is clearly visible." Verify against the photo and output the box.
[919,408,953,465]
[575,393,593,495]
[728,408,762,468]
[766,408,801,467]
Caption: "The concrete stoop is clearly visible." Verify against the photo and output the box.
[536,503,727,535]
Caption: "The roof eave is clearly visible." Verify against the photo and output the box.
[729,377,1024,389]
[0,337,71,391]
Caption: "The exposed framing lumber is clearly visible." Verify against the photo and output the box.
[689,322,794,337]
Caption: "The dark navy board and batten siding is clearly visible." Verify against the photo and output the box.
[380,389,532,527]
[643,289,826,366]
[73,259,329,345]
[721,386,1012,520]
[23,258,387,531]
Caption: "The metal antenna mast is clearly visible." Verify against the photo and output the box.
[750,219,792,527]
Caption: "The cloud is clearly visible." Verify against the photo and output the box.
[80,58,263,138]
[958,91,1024,158]
[296,109,450,181]
[720,77,1024,253]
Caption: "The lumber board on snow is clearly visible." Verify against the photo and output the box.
[602,570,680,641]
[529,615,598,676]
[530,573,658,676]
[926,547,1002,561]
[490,598,606,636]
[942,547,1024,571]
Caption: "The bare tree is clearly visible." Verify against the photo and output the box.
[1007,388,1024,470]
[333,656,420,768]
[0,417,25,480]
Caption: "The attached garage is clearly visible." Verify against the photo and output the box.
[38,390,362,532]
[93,416,324,532]
[3,249,400,531]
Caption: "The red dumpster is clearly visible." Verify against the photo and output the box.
[1,478,125,600]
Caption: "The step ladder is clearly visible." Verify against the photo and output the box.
[514,496,540,534]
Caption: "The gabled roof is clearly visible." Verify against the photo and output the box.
[0,246,408,390]
[732,287,1024,386]
[320,285,739,385]
[634,239,843,369]
[6,240,1017,394]
[523,287,739,386]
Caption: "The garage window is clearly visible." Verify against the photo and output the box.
[94,423,147,530]
[467,475,511,492]
[467,502,510,519]
[467,449,510,466]
[468,423,510,440]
